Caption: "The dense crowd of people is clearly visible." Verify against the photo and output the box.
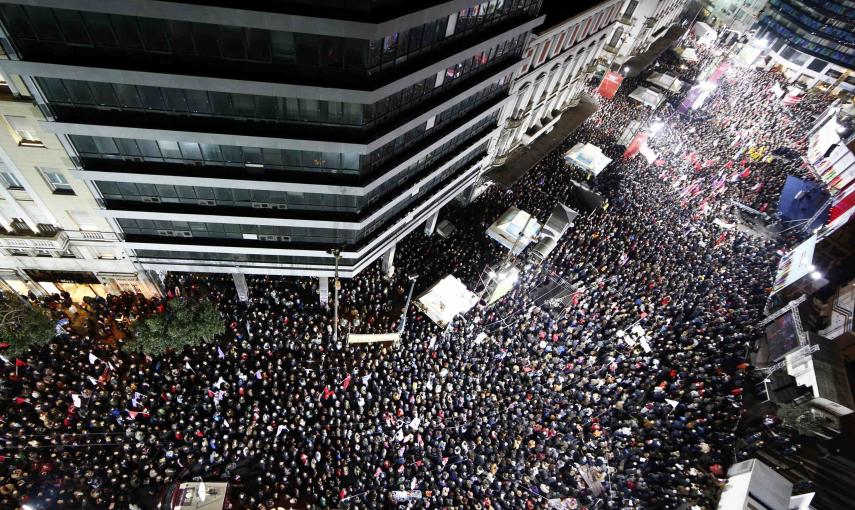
[1,34,835,509]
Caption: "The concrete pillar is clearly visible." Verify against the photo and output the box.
[319,276,329,306]
[381,244,395,277]
[424,211,439,236]
[232,272,248,302]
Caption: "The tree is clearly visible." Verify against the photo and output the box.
[126,298,224,356]
[0,292,55,357]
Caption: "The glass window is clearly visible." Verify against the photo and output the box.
[209,92,233,116]
[157,140,182,159]
[185,90,212,114]
[167,21,196,55]
[38,167,74,194]
[137,139,162,159]
[178,142,203,160]
[89,82,118,106]
[232,94,255,117]
[295,34,320,66]
[65,80,94,104]
[271,32,296,63]
[53,10,91,45]
[115,138,141,157]
[246,29,271,61]
[25,7,63,42]
[243,147,262,165]
[163,88,188,112]
[219,26,246,59]
[0,171,23,189]
[114,84,143,108]
[138,18,170,52]
[39,78,70,102]
[81,12,117,47]
[200,143,223,162]
[137,86,166,110]
[92,136,119,155]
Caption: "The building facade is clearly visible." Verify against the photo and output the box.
[755,0,855,92]
[606,0,689,67]
[703,0,767,36]
[491,0,623,162]
[0,0,545,280]
[0,72,158,299]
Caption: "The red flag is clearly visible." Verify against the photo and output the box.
[15,359,27,367]
[322,386,335,400]
[0,342,10,349]
[127,410,139,420]
[207,389,215,398]
[341,374,352,390]
[14,397,28,405]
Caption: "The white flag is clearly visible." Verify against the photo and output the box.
[223,419,230,428]
[71,394,82,408]
[0,355,10,365]
[276,424,287,438]
[213,377,226,389]
[185,362,193,371]
[665,399,679,409]
[87,376,99,385]
[107,361,116,371]
[88,353,100,365]
[197,480,207,502]
[409,417,421,430]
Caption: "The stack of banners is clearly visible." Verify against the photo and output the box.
[623,132,648,159]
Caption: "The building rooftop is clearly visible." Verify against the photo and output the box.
[538,0,607,33]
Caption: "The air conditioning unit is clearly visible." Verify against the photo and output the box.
[157,230,175,236]
[275,204,288,210]
[198,199,216,206]
[277,235,291,242]
[259,234,277,241]
[252,202,272,209]
[142,196,161,203]
[191,161,205,166]
[176,231,193,237]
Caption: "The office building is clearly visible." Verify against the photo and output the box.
[607,0,689,67]
[755,0,855,92]
[0,0,545,282]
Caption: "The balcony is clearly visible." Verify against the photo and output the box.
[619,16,635,26]
[604,44,620,54]
[0,230,120,251]
[0,230,68,251]
[644,18,656,29]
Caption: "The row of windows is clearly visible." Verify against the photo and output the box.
[764,10,855,57]
[798,0,855,20]
[0,2,535,82]
[760,16,855,68]
[770,0,855,46]
[96,116,494,215]
[71,135,362,173]
[364,80,507,170]
[116,140,485,244]
[367,0,537,73]
[134,249,336,266]
[35,35,519,132]
[0,5,369,70]
[37,77,367,126]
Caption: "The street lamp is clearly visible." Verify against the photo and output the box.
[398,274,419,335]
[328,248,341,343]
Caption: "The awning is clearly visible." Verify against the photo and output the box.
[486,206,542,254]
[629,86,665,108]
[622,25,688,78]
[563,143,612,176]
[646,72,683,93]
[677,47,699,62]
[416,275,479,327]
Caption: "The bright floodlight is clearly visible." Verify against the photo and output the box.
[649,121,665,135]
[810,271,823,280]
[754,38,768,48]
[699,81,717,91]
[623,66,629,73]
